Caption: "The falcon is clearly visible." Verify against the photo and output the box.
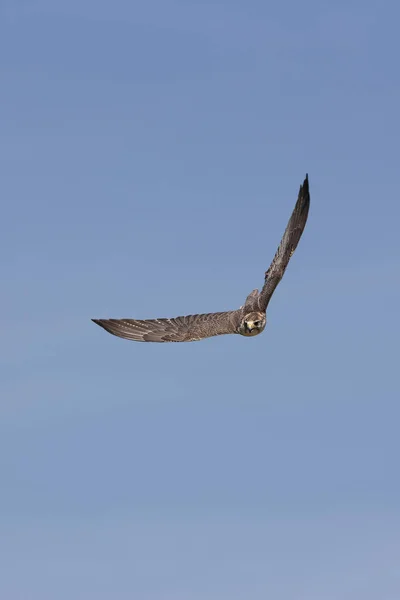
[92,175,310,343]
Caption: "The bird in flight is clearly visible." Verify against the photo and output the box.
[92,175,310,343]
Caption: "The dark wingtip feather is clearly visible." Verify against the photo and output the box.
[92,318,107,330]
[299,174,310,218]
[91,318,128,340]
[301,173,309,194]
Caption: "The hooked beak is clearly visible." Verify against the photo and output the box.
[245,321,255,332]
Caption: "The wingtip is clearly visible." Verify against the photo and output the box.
[301,173,309,194]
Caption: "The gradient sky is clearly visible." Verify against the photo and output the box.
[1,1,400,598]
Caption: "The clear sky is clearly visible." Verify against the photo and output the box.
[1,1,400,598]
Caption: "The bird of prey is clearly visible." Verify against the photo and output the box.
[92,175,310,343]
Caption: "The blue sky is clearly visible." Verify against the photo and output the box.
[1,1,400,598]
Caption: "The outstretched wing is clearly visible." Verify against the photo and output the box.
[258,174,310,311]
[92,310,240,343]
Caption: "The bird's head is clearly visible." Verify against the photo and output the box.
[238,311,266,337]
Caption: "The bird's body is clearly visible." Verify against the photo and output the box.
[92,175,310,343]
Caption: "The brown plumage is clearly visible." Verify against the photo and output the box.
[92,175,310,343]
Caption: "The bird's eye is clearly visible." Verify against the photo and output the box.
[254,320,261,326]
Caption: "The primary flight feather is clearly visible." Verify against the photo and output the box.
[93,175,310,343]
